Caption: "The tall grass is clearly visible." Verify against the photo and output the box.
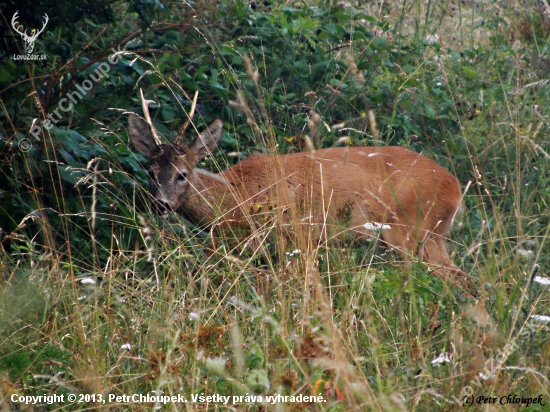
[1,0,550,411]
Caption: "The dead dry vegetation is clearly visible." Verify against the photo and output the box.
[0,0,549,411]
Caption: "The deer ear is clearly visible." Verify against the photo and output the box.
[189,119,223,160]
[128,113,159,158]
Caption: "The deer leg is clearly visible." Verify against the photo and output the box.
[421,235,474,294]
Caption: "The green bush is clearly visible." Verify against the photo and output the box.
[1,1,549,410]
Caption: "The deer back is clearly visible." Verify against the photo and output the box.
[216,146,461,237]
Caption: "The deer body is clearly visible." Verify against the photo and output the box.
[128,114,463,276]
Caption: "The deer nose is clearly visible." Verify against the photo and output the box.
[155,200,172,215]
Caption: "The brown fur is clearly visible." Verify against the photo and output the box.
[128,114,466,280]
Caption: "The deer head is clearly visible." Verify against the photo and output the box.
[128,113,223,211]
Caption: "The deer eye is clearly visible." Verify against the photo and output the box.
[177,171,188,181]
[147,170,156,179]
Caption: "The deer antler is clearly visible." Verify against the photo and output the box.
[11,12,48,41]
[11,11,25,35]
[175,90,199,144]
[28,13,49,41]
[139,88,162,146]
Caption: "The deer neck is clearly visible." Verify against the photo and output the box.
[179,168,238,225]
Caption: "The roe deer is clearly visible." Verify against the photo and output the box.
[128,113,465,280]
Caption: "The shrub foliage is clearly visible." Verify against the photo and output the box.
[1,0,549,410]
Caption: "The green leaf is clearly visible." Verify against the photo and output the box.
[423,103,437,119]
[460,65,478,80]
[54,128,88,153]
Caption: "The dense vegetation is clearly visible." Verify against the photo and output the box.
[1,0,549,410]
